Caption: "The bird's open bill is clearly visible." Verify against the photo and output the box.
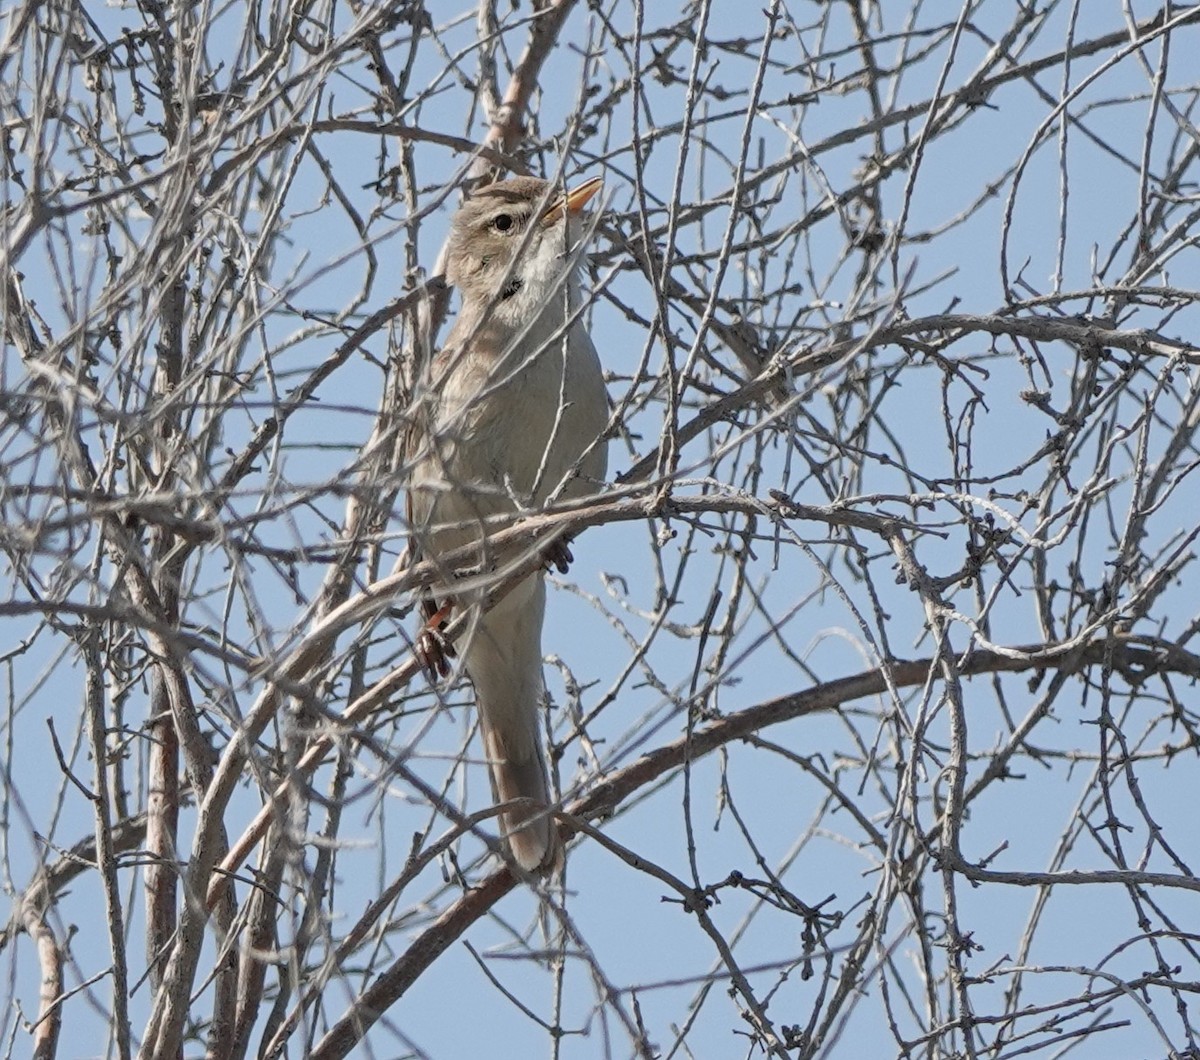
[541,176,603,225]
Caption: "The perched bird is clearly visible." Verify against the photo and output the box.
[406,175,609,873]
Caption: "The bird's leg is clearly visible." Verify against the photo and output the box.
[416,596,456,680]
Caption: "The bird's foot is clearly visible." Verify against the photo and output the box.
[416,601,456,680]
[543,537,574,575]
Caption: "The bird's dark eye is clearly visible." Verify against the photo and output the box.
[492,213,514,232]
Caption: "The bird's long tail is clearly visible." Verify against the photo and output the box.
[463,575,562,874]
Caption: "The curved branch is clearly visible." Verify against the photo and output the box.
[303,634,1200,1059]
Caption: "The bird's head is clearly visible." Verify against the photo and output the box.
[445,175,603,322]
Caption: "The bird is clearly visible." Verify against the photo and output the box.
[405,175,609,874]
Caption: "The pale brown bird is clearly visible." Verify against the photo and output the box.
[406,176,608,873]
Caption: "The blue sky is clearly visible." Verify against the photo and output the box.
[2,2,1199,1057]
